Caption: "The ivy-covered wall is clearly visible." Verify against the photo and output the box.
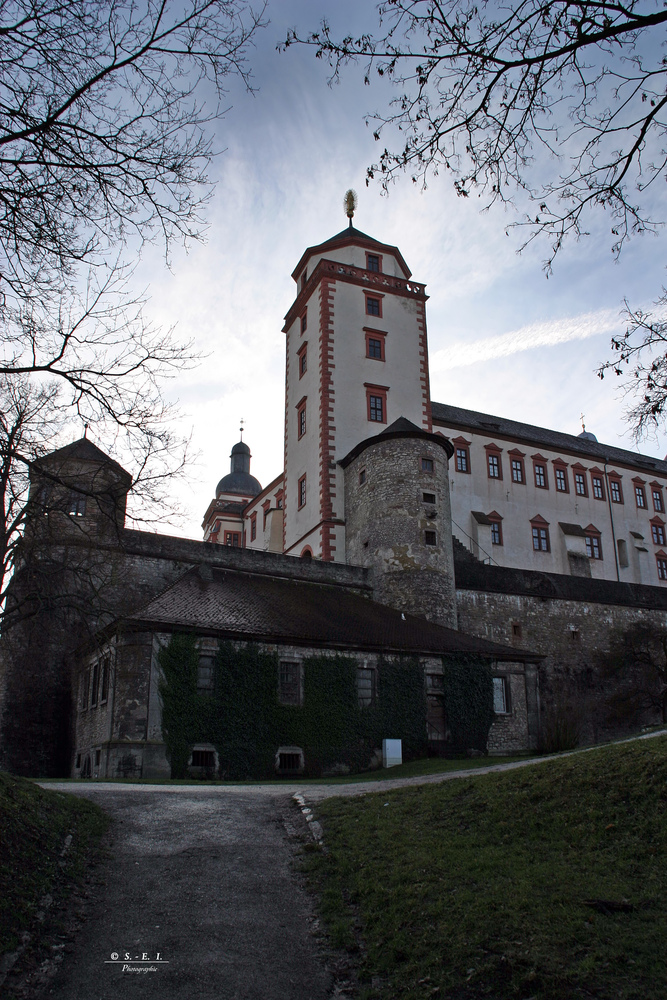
[158,635,430,779]
[442,654,495,754]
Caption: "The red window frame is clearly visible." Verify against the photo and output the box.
[652,483,665,512]
[585,525,602,560]
[275,488,284,510]
[509,449,526,485]
[530,515,550,552]
[657,551,667,580]
[262,500,270,529]
[365,383,388,424]
[364,328,386,361]
[365,293,383,318]
[297,341,307,378]
[485,443,503,480]
[488,510,503,546]
[553,460,569,493]
[590,469,605,501]
[452,436,471,474]
[250,513,257,541]
[634,478,647,509]
[296,396,307,439]
[609,473,623,504]
[573,464,588,497]
[300,309,307,333]
[651,518,666,545]
[366,252,382,272]
[532,454,548,489]
[224,531,241,547]
[297,474,307,509]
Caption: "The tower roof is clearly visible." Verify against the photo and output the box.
[31,437,131,483]
[291,224,412,281]
[215,437,262,499]
[338,416,454,468]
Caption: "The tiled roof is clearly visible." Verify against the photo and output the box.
[431,402,667,475]
[127,567,539,661]
[32,437,131,481]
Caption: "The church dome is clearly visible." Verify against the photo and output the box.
[578,430,598,442]
[215,438,262,498]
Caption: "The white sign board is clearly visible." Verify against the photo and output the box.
[382,738,402,768]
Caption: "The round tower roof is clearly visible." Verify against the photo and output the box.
[577,430,598,442]
[231,440,250,457]
[215,471,262,498]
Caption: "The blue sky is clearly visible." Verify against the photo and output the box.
[130,0,667,537]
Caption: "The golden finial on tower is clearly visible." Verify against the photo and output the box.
[580,412,586,434]
[344,189,358,228]
[239,417,245,441]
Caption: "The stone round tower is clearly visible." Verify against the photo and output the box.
[340,417,457,629]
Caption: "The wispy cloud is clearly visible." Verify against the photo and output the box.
[430,308,625,372]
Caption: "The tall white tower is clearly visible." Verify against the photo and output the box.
[282,215,432,561]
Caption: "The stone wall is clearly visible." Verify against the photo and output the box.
[343,430,457,628]
[455,556,667,745]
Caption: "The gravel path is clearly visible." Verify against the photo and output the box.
[24,788,333,1000]
[32,730,666,998]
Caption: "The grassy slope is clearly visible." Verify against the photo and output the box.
[304,737,667,1000]
[0,772,108,956]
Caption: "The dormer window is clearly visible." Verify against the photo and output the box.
[366,253,381,272]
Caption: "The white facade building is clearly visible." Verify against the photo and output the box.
[202,220,667,589]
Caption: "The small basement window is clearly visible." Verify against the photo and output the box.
[191,750,215,768]
[278,752,301,772]
[423,491,436,504]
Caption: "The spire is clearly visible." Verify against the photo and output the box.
[344,188,357,228]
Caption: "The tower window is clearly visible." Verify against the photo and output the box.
[300,310,307,333]
[367,337,383,359]
[370,395,383,421]
[224,531,241,546]
[298,475,306,509]
[423,491,436,504]
[298,343,307,377]
[365,295,382,317]
[359,468,367,485]
[366,253,381,272]
[298,401,306,439]
[424,530,437,546]
[250,514,257,541]
[421,457,434,473]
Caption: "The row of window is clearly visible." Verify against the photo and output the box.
[455,441,665,510]
[39,487,87,517]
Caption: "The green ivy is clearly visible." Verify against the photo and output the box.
[156,636,484,777]
[157,632,201,778]
[442,655,494,753]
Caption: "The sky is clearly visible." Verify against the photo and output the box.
[126,0,667,538]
